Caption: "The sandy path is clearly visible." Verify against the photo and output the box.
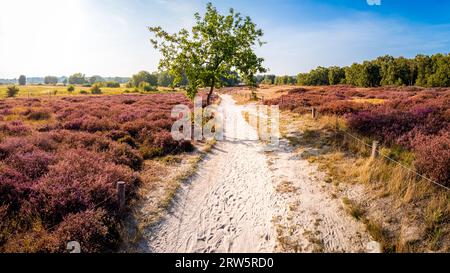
[267,138,373,252]
[140,95,375,253]
[145,95,281,253]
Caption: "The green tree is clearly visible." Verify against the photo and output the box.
[359,61,381,87]
[307,67,329,85]
[296,73,308,85]
[157,71,175,87]
[428,53,450,87]
[328,66,345,85]
[221,71,240,87]
[89,75,104,85]
[44,76,58,85]
[67,85,75,93]
[149,2,266,104]
[68,73,87,85]
[415,54,433,87]
[130,71,157,87]
[18,75,26,86]
[262,75,275,85]
[345,63,362,86]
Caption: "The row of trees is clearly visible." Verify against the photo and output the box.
[260,54,450,88]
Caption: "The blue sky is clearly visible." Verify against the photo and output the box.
[0,0,449,78]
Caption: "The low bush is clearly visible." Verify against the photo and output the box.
[26,109,52,121]
[6,86,19,98]
[413,131,450,185]
[90,85,102,95]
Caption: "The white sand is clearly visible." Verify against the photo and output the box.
[141,94,374,253]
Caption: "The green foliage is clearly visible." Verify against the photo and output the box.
[221,71,240,87]
[105,81,120,88]
[44,76,58,85]
[328,66,346,85]
[68,73,87,85]
[139,82,157,92]
[130,71,157,87]
[296,67,329,86]
[89,75,105,85]
[376,55,416,86]
[149,2,266,103]
[67,85,75,93]
[261,74,275,85]
[90,84,102,94]
[18,75,26,86]
[157,71,175,87]
[275,75,295,85]
[294,53,450,88]
[6,85,19,97]
[360,61,381,87]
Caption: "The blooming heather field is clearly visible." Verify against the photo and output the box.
[266,86,450,186]
[0,94,195,252]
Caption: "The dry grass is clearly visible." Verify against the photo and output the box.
[121,139,216,248]
[0,84,177,99]
[276,181,298,194]
[275,107,449,252]
[350,98,386,104]
[342,197,365,220]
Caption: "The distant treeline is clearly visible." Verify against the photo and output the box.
[0,75,131,85]
[258,53,450,88]
[128,70,240,89]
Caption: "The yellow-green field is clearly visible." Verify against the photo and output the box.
[0,85,176,98]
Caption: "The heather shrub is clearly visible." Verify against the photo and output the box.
[413,132,450,185]
[81,117,117,132]
[108,142,143,170]
[3,209,111,253]
[53,209,112,252]
[121,99,136,105]
[8,149,56,179]
[34,149,136,223]
[266,86,450,186]
[117,135,137,148]
[0,137,35,159]
[0,121,31,136]
[26,109,51,121]
[0,165,31,212]
[0,93,193,252]
[107,130,128,141]
[318,101,366,115]
[62,117,84,130]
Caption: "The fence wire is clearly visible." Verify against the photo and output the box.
[329,116,450,191]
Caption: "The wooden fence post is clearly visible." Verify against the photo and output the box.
[117,181,125,213]
[311,107,318,119]
[371,141,379,159]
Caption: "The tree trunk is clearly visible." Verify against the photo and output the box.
[207,79,215,105]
